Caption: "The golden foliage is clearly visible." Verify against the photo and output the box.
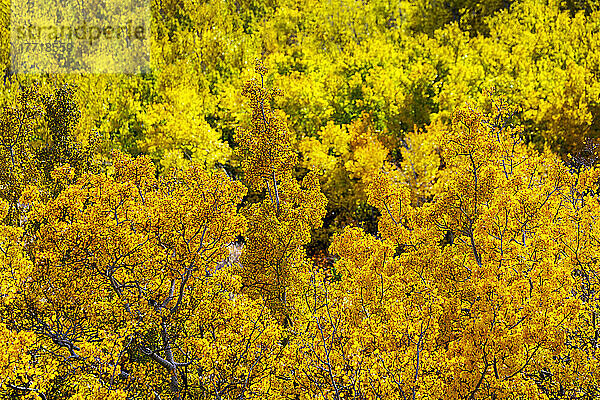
[1,2,600,395]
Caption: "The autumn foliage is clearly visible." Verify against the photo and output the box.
[0,56,599,399]
[1,1,600,398]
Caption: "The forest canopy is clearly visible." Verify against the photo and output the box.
[1,0,600,399]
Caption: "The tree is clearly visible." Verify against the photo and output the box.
[233,59,327,322]
[3,55,600,399]
[0,83,96,226]
[281,96,595,398]
[0,149,288,399]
